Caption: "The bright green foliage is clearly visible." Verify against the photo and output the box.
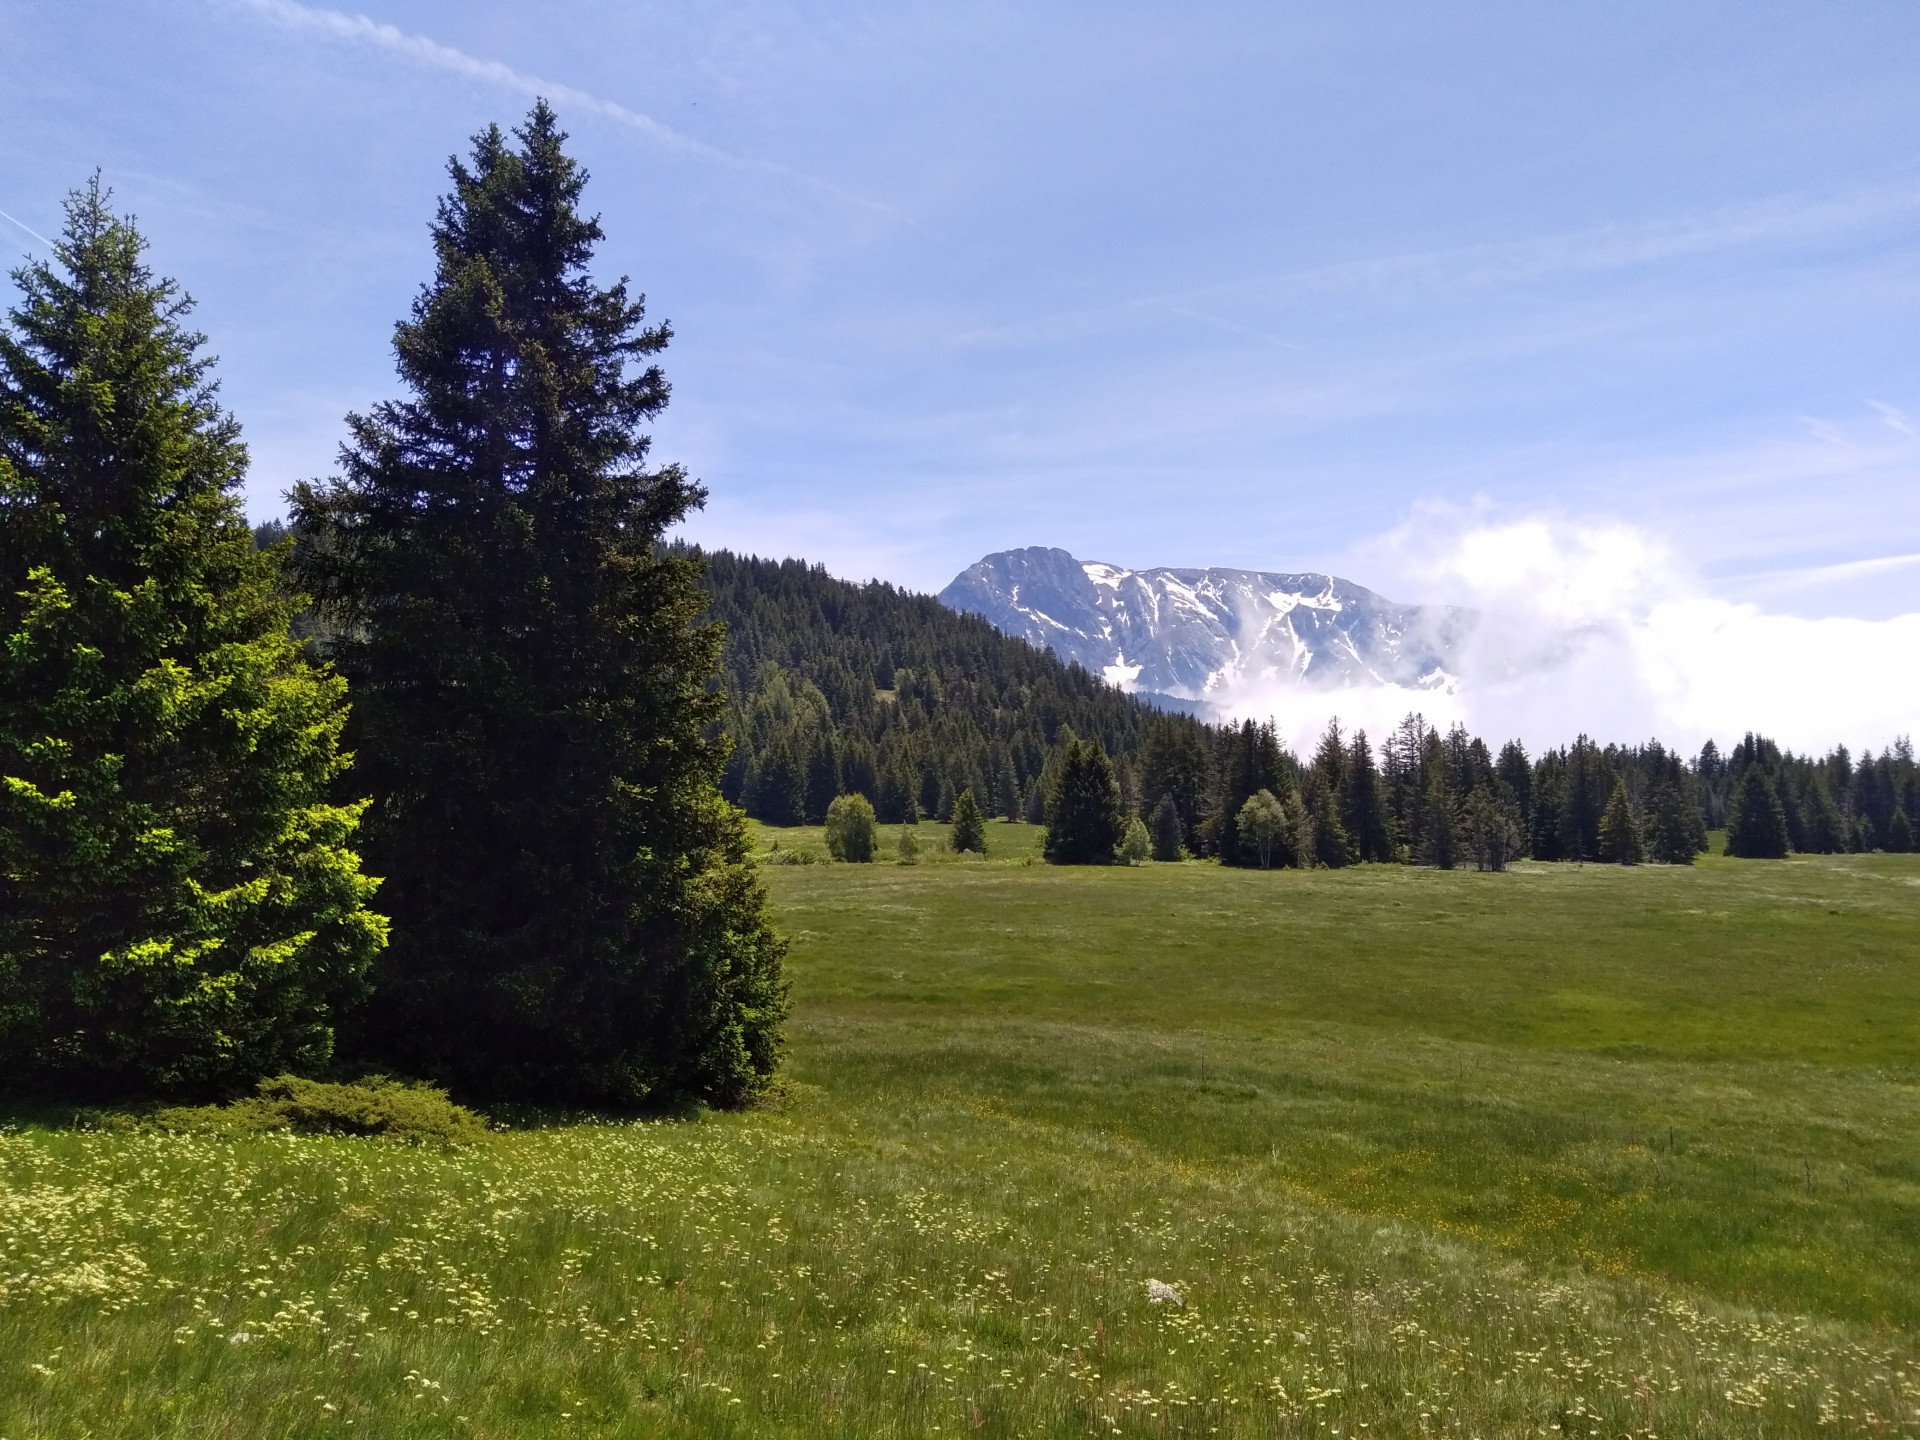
[1460,783,1523,871]
[1212,718,1289,865]
[1119,815,1150,864]
[151,1074,489,1144]
[0,182,385,1097]
[948,787,986,853]
[292,107,785,1109]
[1236,788,1291,869]
[1148,792,1183,861]
[824,793,878,862]
[1044,737,1124,864]
[1596,778,1644,864]
[896,825,919,865]
[1727,766,1791,859]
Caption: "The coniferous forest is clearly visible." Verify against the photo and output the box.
[4,103,1917,1114]
[693,547,1919,871]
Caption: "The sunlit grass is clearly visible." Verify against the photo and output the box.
[4,839,1919,1437]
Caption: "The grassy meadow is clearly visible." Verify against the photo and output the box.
[4,819,1919,1437]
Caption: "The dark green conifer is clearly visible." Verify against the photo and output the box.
[1596,778,1644,864]
[994,748,1021,820]
[1725,766,1790,859]
[949,787,987,853]
[1341,729,1391,862]
[0,182,386,1095]
[1045,736,1124,864]
[1495,740,1533,834]
[293,105,786,1108]
[1416,769,1460,869]
[1887,806,1914,854]
[1798,780,1847,854]
[1149,792,1184,861]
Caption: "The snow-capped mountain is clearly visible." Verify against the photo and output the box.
[938,547,1472,710]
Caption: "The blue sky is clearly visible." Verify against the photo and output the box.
[4,2,1919,677]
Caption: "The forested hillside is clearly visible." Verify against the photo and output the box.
[691,548,1917,864]
[691,547,1206,824]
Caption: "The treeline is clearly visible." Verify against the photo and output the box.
[693,548,1917,869]
[693,548,1207,824]
[1135,717,1917,868]
[1133,716,1707,869]
[1698,735,1918,856]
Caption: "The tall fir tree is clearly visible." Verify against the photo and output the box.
[1725,765,1790,859]
[1341,729,1391,862]
[293,106,786,1107]
[1495,740,1533,835]
[1045,736,1125,864]
[1887,806,1914,854]
[948,787,987,853]
[1149,792,1184,861]
[1596,778,1644,864]
[0,182,386,1095]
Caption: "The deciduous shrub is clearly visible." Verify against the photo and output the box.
[825,793,879,862]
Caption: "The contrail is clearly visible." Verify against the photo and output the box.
[225,0,896,217]
[0,207,54,249]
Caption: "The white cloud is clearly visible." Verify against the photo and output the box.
[1214,516,1920,758]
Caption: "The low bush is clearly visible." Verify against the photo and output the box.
[151,1075,491,1145]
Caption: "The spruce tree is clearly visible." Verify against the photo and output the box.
[1495,740,1533,834]
[1725,766,1790,859]
[293,106,786,1107]
[1341,729,1390,862]
[1888,806,1914,854]
[1596,778,1644,864]
[1045,736,1124,864]
[1416,769,1461,869]
[0,181,386,1095]
[949,787,987,853]
[1644,776,1705,865]
[1149,792,1184,861]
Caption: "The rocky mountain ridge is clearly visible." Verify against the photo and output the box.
[937,546,1472,712]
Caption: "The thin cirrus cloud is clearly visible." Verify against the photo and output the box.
[220,0,895,216]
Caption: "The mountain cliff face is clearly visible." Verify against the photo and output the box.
[937,547,1471,709]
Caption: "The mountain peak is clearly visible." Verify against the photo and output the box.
[938,548,1472,711]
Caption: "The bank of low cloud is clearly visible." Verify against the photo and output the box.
[1210,518,1920,757]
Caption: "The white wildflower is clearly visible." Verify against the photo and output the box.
[1145,1279,1183,1307]
[227,1331,257,1345]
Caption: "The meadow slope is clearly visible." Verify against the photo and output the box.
[2,823,1917,1438]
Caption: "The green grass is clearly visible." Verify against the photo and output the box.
[4,833,1920,1437]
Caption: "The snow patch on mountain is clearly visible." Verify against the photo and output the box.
[938,546,1473,717]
